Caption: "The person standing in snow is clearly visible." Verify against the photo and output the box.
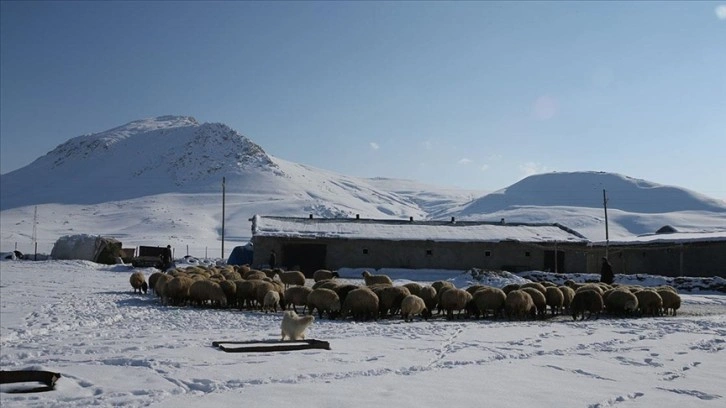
[268,250,277,269]
[160,245,173,271]
[600,256,614,284]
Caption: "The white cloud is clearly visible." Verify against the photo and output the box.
[519,162,548,177]
[716,5,726,20]
[369,142,379,150]
[422,140,432,150]
[458,158,472,165]
[480,164,490,172]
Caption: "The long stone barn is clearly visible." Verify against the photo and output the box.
[588,228,726,278]
[249,215,591,277]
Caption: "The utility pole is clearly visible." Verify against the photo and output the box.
[32,206,38,260]
[221,177,226,260]
[603,189,609,258]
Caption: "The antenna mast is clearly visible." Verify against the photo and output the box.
[221,177,226,259]
[603,189,609,258]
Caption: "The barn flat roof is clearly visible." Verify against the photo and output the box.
[251,215,589,243]
[595,231,726,246]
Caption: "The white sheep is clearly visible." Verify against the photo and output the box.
[400,294,428,322]
[129,272,148,294]
[277,270,306,288]
[361,270,393,286]
[280,310,315,341]
[263,290,281,313]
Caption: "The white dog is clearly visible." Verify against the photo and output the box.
[280,310,315,341]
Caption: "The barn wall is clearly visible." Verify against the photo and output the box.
[588,241,726,277]
[252,236,588,274]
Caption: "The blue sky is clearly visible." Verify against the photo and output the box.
[2,1,725,198]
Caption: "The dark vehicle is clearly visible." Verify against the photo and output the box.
[131,246,167,268]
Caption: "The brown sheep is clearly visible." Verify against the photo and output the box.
[545,286,564,316]
[307,288,341,319]
[284,285,313,314]
[521,287,547,319]
[154,273,173,300]
[558,285,576,312]
[472,287,506,319]
[604,288,638,316]
[164,276,194,306]
[340,287,379,321]
[235,280,262,309]
[505,290,534,320]
[419,285,438,314]
[332,284,360,305]
[501,283,521,294]
[439,288,472,320]
[372,285,411,317]
[148,272,164,294]
[657,289,681,316]
[402,282,423,297]
[129,272,148,294]
[571,290,604,320]
[635,290,663,317]
[520,282,547,296]
[431,280,454,294]
[313,269,339,282]
[189,280,227,308]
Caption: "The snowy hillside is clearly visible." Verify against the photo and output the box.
[453,172,726,241]
[1,116,725,255]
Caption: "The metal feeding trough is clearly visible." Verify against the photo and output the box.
[212,339,331,353]
[0,370,61,393]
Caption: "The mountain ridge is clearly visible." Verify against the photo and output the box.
[1,115,724,252]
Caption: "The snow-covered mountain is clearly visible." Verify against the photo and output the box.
[1,115,724,254]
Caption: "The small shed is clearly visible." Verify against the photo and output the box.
[250,215,590,276]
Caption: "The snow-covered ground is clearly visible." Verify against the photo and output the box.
[1,259,724,407]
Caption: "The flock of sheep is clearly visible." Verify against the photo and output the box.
[128,265,682,323]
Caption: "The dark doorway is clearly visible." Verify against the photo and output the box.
[543,250,565,273]
[282,244,327,277]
